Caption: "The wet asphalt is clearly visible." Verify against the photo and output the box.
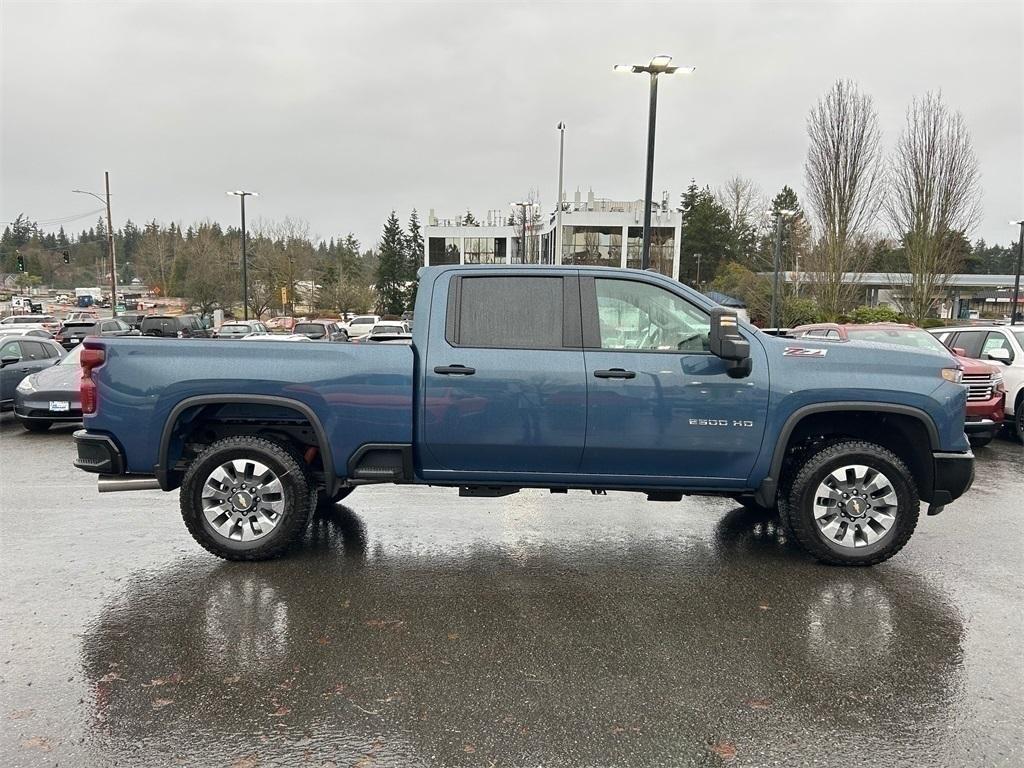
[0,414,1021,768]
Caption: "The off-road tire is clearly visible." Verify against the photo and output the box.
[21,420,52,432]
[779,439,919,567]
[180,436,316,561]
[1016,401,1024,443]
[968,434,993,449]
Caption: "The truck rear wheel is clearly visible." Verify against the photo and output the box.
[180,436,316,561]
[780,440,919,566]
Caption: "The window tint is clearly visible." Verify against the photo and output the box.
[21,341,46,359]
[41,342,60,358]
[951,331,985,358]
[456,276,563,349]
[141,318,178,335]
[1,340,21,359]
[982,332,1014,362]
[595,278,710,353]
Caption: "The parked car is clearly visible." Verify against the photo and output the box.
[139,314,214,339]
[117,312,148,330]
[63,311,99,324]
[0,327,55,339]
[215,321,270,339]
[293,320,348,342]
[74,265,974,567]
[265,316,297,332]
[344,314,380,339]
[791,322,1005,447]
[0,314,61,334]
[55,318,139,350]
[351,322,412,344]
[14,343,83,431]
[370,321,409,336]
[930,324,1024,440]
[0,337,64,411]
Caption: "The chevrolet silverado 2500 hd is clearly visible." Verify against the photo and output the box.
[72,266,974,566]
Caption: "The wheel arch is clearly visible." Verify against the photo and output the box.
[157,394,336,493]
[757,403,940,506]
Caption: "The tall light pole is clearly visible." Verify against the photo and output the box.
[614,55,695,270]
[73,172,118,316]
[228,190,258,319]
[771,209,798,329]
[555,122,566,265]
[1010,219,1024,326]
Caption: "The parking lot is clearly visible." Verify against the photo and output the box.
[0,415,1021,767]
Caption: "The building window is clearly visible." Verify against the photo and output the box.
[562,226,621,267]
[429,237,461,265]
[464,237,503,264]
[626,227,674,276]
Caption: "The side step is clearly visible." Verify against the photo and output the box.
[98,474,162,493]
[459,486,519,498]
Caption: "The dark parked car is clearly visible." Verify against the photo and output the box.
[140,314,213,339]
[55,318,139,350]
[293,320,348,342]
[118,312,148,330]
[0,337,64,411]
[14,343,83,431]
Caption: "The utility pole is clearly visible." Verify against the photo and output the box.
[1011,219,1024,326]
[512,201,530,264]
[228,190,258,319]
[72,173,118,317]
[555,122,565,266]
[770,210,797,329]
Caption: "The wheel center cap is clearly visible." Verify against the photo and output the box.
[231,490,254,511]
[847,497,866,517]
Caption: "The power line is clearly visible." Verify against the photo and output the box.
[1,208,106,227]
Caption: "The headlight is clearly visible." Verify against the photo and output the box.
[15,377,35,393]
[992,372,1004,392]
[940,368,963,384]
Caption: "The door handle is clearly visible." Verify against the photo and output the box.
[593,368,636,379]
[434,364,476,376]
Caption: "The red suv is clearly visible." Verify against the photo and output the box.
[791,323,1005,447]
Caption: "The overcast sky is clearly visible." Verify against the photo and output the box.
[2,1,1021,249]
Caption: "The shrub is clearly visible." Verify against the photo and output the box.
[849,305,902,324]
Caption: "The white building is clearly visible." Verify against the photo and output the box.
[423,189,684,278]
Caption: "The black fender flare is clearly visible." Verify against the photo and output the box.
[156,394,336,493]
[754,401,940,506]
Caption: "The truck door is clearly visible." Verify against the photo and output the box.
[420,272,587,477]
[578,275,769,483]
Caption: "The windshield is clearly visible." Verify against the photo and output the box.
[1013,330,1024,349]
[349,317,375,327]
[60,344,84,365]
[372,325,404,334]
[294,323,326,337]
[846,327,950,354]
[219,325,250,335]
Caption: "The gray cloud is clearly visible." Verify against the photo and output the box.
[2,1,1021,248]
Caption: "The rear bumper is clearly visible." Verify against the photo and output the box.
[73,430,124,475]
[930,450,975,505]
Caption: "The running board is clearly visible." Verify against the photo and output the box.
[98,475,162,493]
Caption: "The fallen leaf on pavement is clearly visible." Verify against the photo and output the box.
[744,698,771,710]
[230,755,259,768]
[8,708,34,720]
[708,741,737,761]
[152,698,174,709]
[21,736,51,751]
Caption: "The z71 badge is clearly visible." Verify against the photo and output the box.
[783,346,828,358]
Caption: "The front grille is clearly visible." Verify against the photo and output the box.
[962,372,994,401]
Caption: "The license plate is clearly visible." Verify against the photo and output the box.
[70,338,80,345]
[49,401,70,412]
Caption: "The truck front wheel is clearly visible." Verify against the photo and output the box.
[780,440,919,566]
[180,436,316,561]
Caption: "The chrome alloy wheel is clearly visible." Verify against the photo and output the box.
[812,464,898,548]
[201,459,286,542]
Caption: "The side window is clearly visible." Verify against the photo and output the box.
[932,331,951,344]
[454,276,564,349]
[39,343,57,359]
[191,317,203,332]
[595,278,710,353]
[0,340,21,359]
[20,341,45,360]
[825,330,841,339]
[982,332,1014,362]
[952,331,985,358]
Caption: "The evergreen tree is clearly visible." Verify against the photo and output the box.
[404,209,424,309]
[461,209,478,226]
[375,211,407,315]
[679,181,732,284]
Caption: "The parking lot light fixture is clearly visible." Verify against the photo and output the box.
[613,54,695,270]
[228,191,258,320]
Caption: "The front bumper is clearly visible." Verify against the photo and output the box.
[15,401,83,422]
[931,450,975,505]
[963,418,998,436]
[73,430,125,475]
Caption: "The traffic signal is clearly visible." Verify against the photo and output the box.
[62,250,71,264]
[16,253,25,272]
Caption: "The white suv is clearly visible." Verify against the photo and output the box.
[931,325,1024,439]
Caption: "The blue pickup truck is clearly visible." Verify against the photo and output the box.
[73,266,974,566]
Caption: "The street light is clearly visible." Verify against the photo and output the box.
[771,209,799,329]
[555,122,566,266]
[614,54,695,270]
[228,190,258,319]
[73,171,118,316]
[1010,219,1023,326]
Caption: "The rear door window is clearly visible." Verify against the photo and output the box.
[453,276,564,349]
[20,341,47,360]
[951,331,985,358]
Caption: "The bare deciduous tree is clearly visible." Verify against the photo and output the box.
[716,175,763,233]
[887,92,981,325]
[803,79,885,319]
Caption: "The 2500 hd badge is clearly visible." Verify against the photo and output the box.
[689,419,755,427]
